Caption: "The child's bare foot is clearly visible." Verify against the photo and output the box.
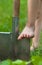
[30,42,38,51]
[18,26,34,40]
[30,46,34,51]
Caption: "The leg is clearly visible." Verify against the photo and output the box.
[27,0,39,27]
[30,0,42,51]
[18,0,39,40]
[30,18,41,51]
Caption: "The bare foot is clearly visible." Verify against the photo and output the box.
[30,42,38,51]
[30,46,34,51]
[18,26,34,40]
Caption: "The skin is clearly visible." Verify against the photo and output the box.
[30,18,41,51]
[14,0,42,51]
[18,0,39,40]
[31,0,42,50]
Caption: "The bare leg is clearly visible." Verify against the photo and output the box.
[18,0,39,40]
[30,19,41,51]
[30,0,42,51]
[27,0,39,27]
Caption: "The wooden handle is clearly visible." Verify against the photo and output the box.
[13,0,20,17]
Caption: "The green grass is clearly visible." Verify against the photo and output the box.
[0,0,12,32]
[19,0,27,31]
[0,56,42,65]
[0,0,27,32]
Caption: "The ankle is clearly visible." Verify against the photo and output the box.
[26,24,35,31]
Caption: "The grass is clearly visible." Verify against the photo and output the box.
[0,56,42,65]
[0,0,27,32]
[0,0,12,32]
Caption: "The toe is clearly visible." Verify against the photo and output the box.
[23,34,26,37]
[18,34,22,40]
[18,33,23,40]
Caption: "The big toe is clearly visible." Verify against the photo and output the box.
[18,33,23,40]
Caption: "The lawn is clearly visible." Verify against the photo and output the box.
[0,0,27,32]
[0,0,42,65]
[0,0,12,32]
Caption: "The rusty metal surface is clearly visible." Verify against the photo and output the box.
[0,17,30,61]
[17,38,30,61]
[0,32,13,60]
